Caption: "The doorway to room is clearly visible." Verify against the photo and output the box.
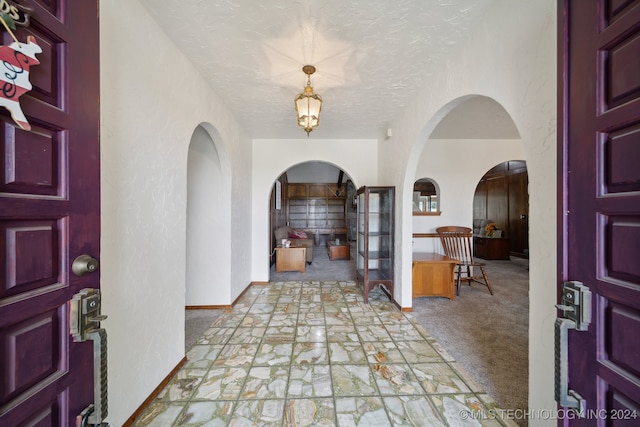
[473,161,529,259]
[268,161,357,282]
[185,125,230,349]
[408,95,530,416]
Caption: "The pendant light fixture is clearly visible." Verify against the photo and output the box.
[294,65,322,136]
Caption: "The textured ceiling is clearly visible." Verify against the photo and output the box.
[139,0,498,140]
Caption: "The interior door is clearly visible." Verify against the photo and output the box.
[0,1,100,425]
[560,0,640,424]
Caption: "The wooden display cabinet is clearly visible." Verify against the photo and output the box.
[356,186,394,303]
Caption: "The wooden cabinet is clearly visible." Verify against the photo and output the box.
[412,252,458,300]
[327,241,350,260]
[356,186,394,303]
[474,236,510,260]
[275,246,306,272]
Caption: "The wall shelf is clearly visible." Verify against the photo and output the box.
[286,183,347,236]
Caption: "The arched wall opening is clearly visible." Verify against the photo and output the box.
[412,178,441,214]
[405,95,525,258]
[266,160,358,279]
[405,95,529,412]
[186,124,232,306]
[251,138,379,282]
[473,160,529,258]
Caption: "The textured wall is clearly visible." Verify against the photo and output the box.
[186,126,231,305]
[100,0,251,424]
[380,0,557,423]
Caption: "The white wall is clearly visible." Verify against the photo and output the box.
[100,0,252,424]
[186,126,231,305]
[251,139,378,281]
[379,0,557,424]
[412,139,525,253]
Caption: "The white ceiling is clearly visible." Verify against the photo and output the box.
[139,0,499,140]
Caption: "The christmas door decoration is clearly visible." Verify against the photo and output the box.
[0,35,40,130]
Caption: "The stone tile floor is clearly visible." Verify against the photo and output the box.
[132,281,517,426]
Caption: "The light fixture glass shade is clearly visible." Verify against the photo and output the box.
[294,66,322,136]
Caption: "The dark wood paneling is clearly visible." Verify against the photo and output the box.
[486,176,508,224]
[287,183,307,198]
[473,162,529,257]
[508,172,529,255]
[473,180,488,220]
[284,183,347,234]
[485,162,508,177]
[327,184,346,197]
[308,184,325,197]
[269,175,288,264]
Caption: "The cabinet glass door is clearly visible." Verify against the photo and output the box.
[355,186,395,303]
[357,192,365,272]
[367,192,380,270]
[376,189,393,280]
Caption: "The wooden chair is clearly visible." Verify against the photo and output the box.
[436,226,493,296]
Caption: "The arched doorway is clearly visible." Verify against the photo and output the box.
[473,160,529,258]
[268,161,358,282]
[406,95,529,413]
[185,125,231,348]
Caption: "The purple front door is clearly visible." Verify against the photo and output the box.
[0,1,100,425]
[560,0,640,425]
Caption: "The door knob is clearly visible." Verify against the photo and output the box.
[72,254,99,276]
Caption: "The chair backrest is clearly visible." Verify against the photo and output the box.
[436,226,474,264]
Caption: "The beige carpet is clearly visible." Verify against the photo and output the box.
[411,256,529,419]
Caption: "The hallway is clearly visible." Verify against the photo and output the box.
[134,281,519,426]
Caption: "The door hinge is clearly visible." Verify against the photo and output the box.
[555,281,591,415]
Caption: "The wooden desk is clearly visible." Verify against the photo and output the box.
[474,236,510,260]
[412,252,459,300]
[275,246,306,272]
